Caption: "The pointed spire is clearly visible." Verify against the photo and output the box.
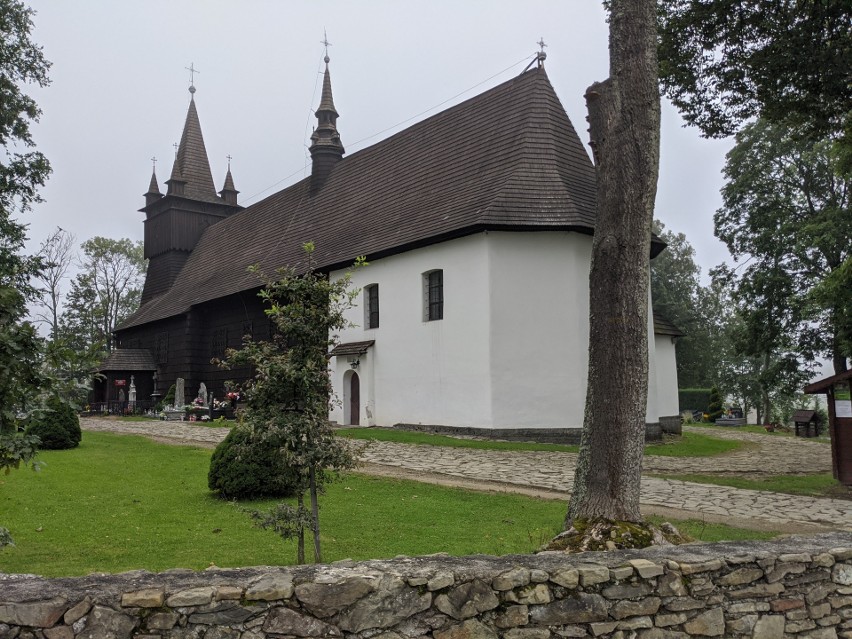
[165,85,219,202]
[148,170,160,194]
[309,43,345,194]
[318,61,338,115]
[219,156,239,205]
[144,158,163,205]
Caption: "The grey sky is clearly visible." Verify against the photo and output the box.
[25,0,734,280]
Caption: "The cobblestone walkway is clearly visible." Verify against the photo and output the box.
[81,418,852,530]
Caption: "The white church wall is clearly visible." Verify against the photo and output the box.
[655,334,679,417]
[330,234,493,427]
[329,230,672,430]
[486,231,592,429]
[645,283,660,423]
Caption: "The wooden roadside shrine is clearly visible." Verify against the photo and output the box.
[805,368,852,485]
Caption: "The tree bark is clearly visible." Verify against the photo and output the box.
[296,493,305,565]
[567,0,660,526]
[309,466,321,564]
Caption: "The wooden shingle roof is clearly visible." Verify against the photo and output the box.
[120,67,597,330]
[329,341,375,357]
[653,312,685,337]
[95,349,156,371]
[166,96,222,204]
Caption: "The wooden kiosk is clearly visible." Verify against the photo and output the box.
[805,369,852,485]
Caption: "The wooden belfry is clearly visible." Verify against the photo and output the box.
[805,369,852,485]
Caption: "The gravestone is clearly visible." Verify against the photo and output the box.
[197,382,208,405]
[129,375,137,406]
[175,377,185,409]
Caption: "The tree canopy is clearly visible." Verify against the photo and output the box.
[658,0,852,139]
[715,119,851,374]
[60,237,146,353]
[650,220,727,388]
[0,0,51,433]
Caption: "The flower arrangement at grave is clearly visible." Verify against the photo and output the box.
[185,396,207,419]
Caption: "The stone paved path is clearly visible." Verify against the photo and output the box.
[81,418,852,530]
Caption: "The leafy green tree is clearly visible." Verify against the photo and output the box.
[0,0,51,546]
[0,0,51,432]
[658,0,851,140]
[716,119,851,373]
[60,237,146,353]
[712,259,814,424]
[650,220,727,387]
[221,244,359,564]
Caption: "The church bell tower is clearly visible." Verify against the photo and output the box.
[139,73,242,304]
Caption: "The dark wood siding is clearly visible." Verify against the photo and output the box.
[116,288,270,404]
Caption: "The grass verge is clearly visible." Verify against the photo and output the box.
[0,432,773,577]
[687,422,830,442]
[657,473,847,499]
[339,428,741,457]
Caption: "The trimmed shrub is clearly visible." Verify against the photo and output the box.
[208,425,300,499]
[26,398,82,450]
[706,385,724,422]
[678,387,712,413]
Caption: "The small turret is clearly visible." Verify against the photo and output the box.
[219,158,239,206]
[309,51,344,194]
[144,163,163,206]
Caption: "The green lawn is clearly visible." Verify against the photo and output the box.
[688,422,830,443]
[0,432,774,577]
[658,472,847,499]
[339,428,741,457]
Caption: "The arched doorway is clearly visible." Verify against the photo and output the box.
[349,372,360,426]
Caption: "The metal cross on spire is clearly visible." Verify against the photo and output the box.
[536,38,547,67]
[151,156,157,170]
[185,62,200,94]
[321,29,332,63]
[226,154,232,169]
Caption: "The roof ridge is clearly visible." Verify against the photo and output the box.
[118,67,599,332]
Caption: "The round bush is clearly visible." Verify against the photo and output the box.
[208,426,300,499]
[26,398,82,450]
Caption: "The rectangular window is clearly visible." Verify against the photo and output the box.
[211,328,228,358]
[155,332,169,364]
[426,270,443,321]
[365,284,379,329]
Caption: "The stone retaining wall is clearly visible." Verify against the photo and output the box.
[3,533,852,639]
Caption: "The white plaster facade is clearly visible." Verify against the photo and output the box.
[654,334,680,417]
[329,229,679,431]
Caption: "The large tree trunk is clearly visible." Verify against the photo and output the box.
[566,0,660,526]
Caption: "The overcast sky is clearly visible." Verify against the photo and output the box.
[24,0,734,280]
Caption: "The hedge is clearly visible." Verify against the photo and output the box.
[678,388,712,413]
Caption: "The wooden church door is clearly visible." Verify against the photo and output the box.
[349,372,360,426]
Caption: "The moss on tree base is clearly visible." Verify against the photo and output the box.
[542,518,690,553]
